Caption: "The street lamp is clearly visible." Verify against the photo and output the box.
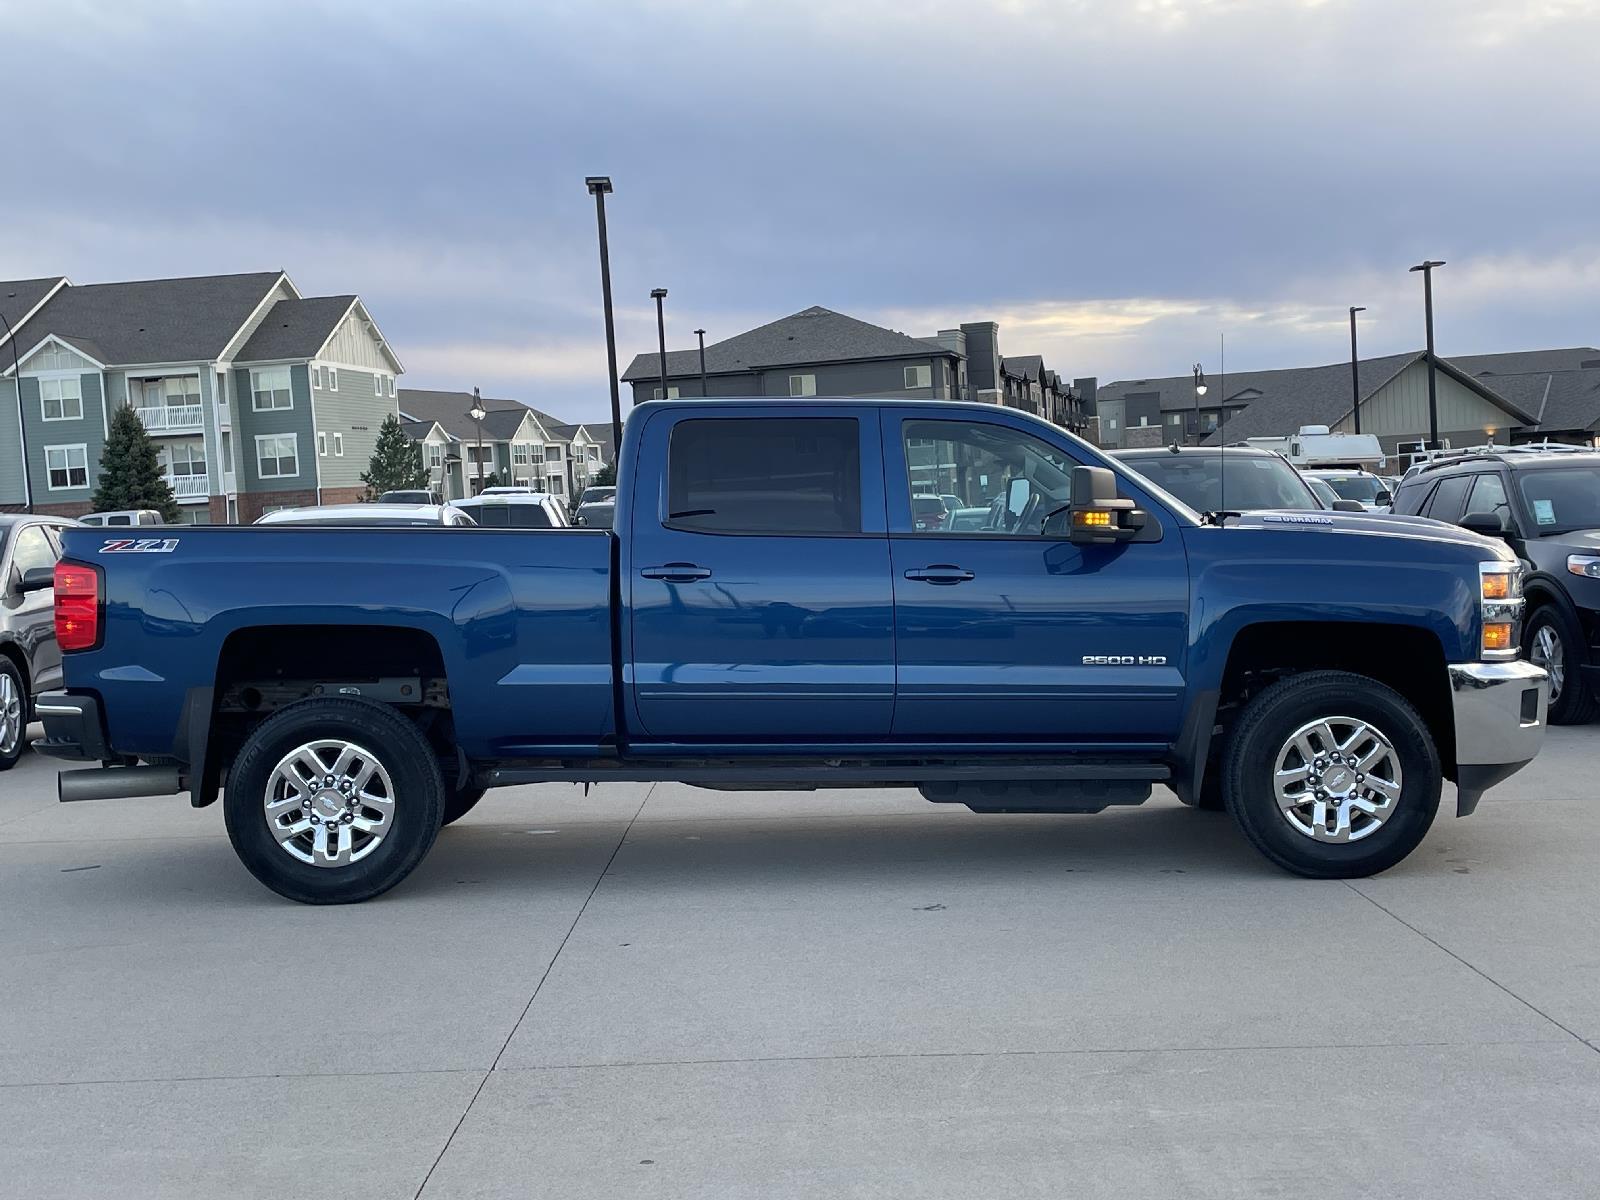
[1409,259,1446,447]
[586,176,624,455]
[1192,364,1207,445]
[0,306,32,512]
[1348,306,1367,435]
[694,328,708,396]
[467,387,487,495]
[650,288,669,401]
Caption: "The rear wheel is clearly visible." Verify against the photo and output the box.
[224,697,445,904]
[1223,671,1440,878]
[0,658,26,771]
[1524,606,1598,725]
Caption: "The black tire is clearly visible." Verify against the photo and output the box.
[1223,670,1441,879]
[0,656,26,771]
[441,784,488,827]
[224,697,445,904]
[1523,605,1599,725]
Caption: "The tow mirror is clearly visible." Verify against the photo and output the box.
[17,565,54,594]
[1461,510,1511,539]
[1063,465,1146,545]
[1006,477,1032,517]
[1331,499,1366,513]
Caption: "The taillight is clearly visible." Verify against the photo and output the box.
[54,562,101,652]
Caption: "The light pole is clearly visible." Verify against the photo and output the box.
[586,176,624,455]
[651,288,669,400]
[694,328,708,396]
[468,387,487,495]
[0,307,31,512]
[1192,364,1208,445]
[1348,306,1367,435]
[1409,260,1445,447]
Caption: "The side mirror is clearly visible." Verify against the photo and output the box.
[1006,477,1032,517]
[1374,489,1393,506]
[1331,499,1366,513]
[17,565,54,594]
[1461,510,1511,539]
[1063,465,1146,545]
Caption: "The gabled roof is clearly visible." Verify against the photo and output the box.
[1002,354,1044,382]
[398,388,527,441]
[7,271,287,366]
[236,296,357,362]
[1452,347,1600,376]
[0,277,69,344]
[622,305,959,382]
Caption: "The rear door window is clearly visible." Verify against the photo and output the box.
[667,418,861,534]
[1423,474,1472,524]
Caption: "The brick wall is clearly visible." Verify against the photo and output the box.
[235,489,318,525]
[35,500,95,519]
[320,486,368,506]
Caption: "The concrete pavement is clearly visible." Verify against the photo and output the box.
[2,726,1597,1198]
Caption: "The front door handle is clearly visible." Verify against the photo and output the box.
[640,562,713,582]
[904,564,975,585]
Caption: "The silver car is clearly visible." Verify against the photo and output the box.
[0,515,77,769]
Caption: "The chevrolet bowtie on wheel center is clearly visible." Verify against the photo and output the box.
[38,400,1548,903]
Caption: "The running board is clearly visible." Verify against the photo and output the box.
[481,760,1170,788]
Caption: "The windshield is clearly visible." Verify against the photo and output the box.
[1304,476,1338,507]
[458,503,553,528]
[1120,453,1317,512]
[1317,473,1383,502]
[1518,466,1600,535]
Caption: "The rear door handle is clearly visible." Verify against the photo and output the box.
[904,565,975,585]
[640,563,712,582]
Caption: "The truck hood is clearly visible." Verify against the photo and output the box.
[1220,508,1511,555]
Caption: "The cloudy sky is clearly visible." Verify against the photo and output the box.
[6,0,1598,421]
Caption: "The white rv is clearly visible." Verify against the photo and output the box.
[1239,425,1387,471]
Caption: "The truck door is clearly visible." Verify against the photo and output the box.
[886,411,1189,743]
[626,407,894,739]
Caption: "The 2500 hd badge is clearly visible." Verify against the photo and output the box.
[1082,655,1168,665]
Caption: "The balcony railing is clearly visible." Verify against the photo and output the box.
[165,474,209,499]
[136,404,203,433]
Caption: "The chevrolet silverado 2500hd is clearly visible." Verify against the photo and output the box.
[38,400,1548,902]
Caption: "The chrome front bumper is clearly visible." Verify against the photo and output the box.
[1448,660,1548,816]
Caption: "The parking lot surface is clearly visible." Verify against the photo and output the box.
[3,727,1598,1198]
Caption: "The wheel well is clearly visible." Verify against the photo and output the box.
[0,643,28,711]
[1215,622,1454,778]
[206,625,453,801]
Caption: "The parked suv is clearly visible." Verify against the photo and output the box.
[0,514,76,768]
[1392,451,1600,722]
[1115,446,1364,513]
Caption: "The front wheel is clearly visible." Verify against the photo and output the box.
[224,697,446,904]
[1223,670,1441,879]
[0,657,26,771]
[1524,606,1598,725]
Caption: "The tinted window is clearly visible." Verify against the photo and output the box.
[904,419,1074,536]
[463,503,553,528]
[1425,474,1473,524]
[667,418,860,534]
[1122,453,1316,512]
[10,525,58,577]
[1391,478,1433,516]
[107,515,132,526]
[1466,473,1512,523]
[1517,466,1600,535]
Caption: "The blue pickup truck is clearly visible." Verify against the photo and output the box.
[39,400,1548,903]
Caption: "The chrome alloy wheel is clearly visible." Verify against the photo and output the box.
[1529,625,1565,703]
[0,672,21,756]
[263,740,395,867]
[1272,716,1403,843]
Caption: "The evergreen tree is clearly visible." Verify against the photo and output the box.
[478,470,505,491]
[93,406,181,522]
[362,413,428,498]
[590,462,616,488]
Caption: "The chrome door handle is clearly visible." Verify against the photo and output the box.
[904,565,974,584]
[640,563,712,582]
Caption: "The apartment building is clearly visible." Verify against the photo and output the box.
[0,271,403,522]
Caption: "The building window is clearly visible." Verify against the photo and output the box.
[317,432,328,456]
[45,444,89,490]
[904,364,932,390]
[428,444,443,469]
[164,442,206,476]
[327,367,338,390]
[512,443,529,466]
[547,476,564,495]
[586,446,599,462]
[251,366,292,411]
[652,385,681,400]
[373,375,383,397]
[333,433,344,456]
[545,445,561,463]
[256,433,298,479]
[386,376,395,397]
[311,365,323,389]
[39,377,84,421]
[788,374,817,397]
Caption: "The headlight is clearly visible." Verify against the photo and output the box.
[1567,554,1600,579]
[1478,562,1524,659]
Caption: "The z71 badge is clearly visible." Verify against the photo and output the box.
[100,538,180,554]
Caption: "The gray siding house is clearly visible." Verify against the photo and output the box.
[0,272,403,521]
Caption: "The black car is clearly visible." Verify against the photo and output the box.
[1391,450,1600,723]
[1113,445,1366,514]
[0,514,76,768]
